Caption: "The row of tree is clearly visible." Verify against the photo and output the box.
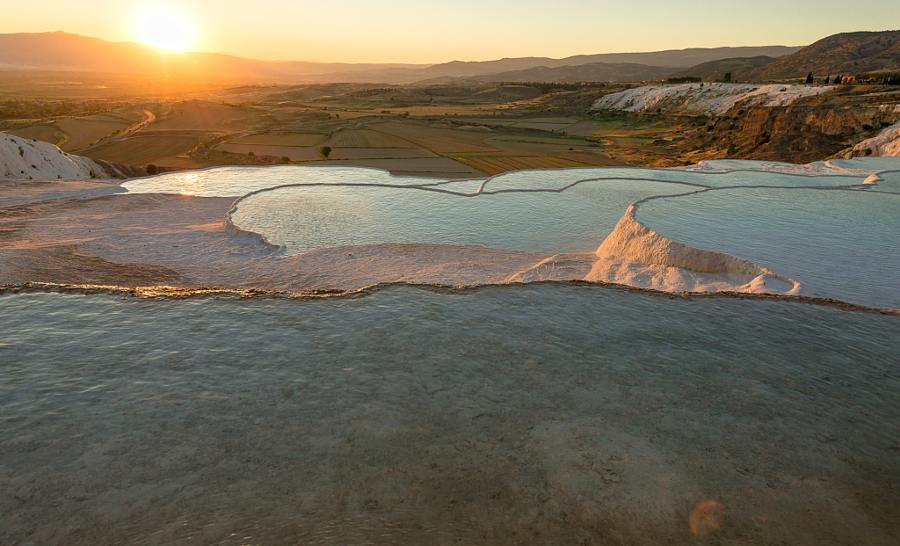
[705,72,897,85]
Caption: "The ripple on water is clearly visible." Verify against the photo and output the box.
[1,286,899,544]
[123,165,451,197]
[230,179,692,254]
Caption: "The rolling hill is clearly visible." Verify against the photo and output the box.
[672,56,779,82]
[386,46,801,84]
[0,32,426,82]
[749,30,900,80]
[0,32,801,85]
[469,62,676,83]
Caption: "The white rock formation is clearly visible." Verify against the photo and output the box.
[585,205,800,295]
[1,132,111,181]
[845,122,900,157]
[591,83,832,116]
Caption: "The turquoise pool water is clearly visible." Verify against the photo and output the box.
[637,188,900,308]
[122,165,455,197]
[207,160,898,307]
[230,179,692,254]
[1,286,898,544]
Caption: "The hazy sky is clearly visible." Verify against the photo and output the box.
[2,0,899,63]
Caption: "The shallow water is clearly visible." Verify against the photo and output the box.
[231,179,690,254]
[484,166,864,190]
[1,286,899,545]
[638,188,900,308]
[119,160,900,307]
[122,165,454,197]
[123,160,882,200]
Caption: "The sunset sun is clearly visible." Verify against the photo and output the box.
[132,5,195,51]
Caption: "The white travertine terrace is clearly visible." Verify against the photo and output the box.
[591,83,832,116]
[2,158,897,310]
[0,132,110,181]
[586,205,800,294]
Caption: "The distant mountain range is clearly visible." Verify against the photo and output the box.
[374,46,803,84]
[0,32,800,84]
[461,63,676,84]
[0,32,425,81]
[1,31,898,85]
[671,56,778,82]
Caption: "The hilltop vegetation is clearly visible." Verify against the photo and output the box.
[750,31,900,80]
[672,56,778,82]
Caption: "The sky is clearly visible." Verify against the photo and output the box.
[1,0,899,64]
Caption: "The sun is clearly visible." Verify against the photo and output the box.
[132,5,195,51]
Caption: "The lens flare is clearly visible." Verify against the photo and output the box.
[132,5,195,51]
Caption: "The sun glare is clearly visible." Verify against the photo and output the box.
[132,5,195,51]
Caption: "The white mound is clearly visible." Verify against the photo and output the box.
[845,121,900,158]
[586,205,801,295]
[0,132,110,181]
[591,83,832,116]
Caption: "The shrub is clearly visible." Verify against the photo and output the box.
[281,156,291,164]
[666,76,701,84]
[319,146,332,159]
[146,164,159,175]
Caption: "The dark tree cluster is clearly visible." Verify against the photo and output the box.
[856,72,900,85]
[667,77,702,84]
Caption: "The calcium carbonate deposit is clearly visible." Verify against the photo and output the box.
[0,132,117,181]
[591,83,832,116]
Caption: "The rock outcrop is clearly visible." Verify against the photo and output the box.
[591,83,831,116]
[1,132,123,181]
[840,121,900,158]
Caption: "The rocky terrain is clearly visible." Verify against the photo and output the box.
[0,133,125,181]
[591,83,832,116]
[750,31,900,81]
[840,120,900,157]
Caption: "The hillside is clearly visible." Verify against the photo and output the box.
[673,56,778,82]
[750,30,900,80]
[591,83,832,116]
[411,46,801,80]
[471,62,675,83]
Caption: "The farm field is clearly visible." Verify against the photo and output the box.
[14,76,875,176]
[229,133,326,146]
[86,133,204,166]
[8,124,65,147]
[371,122,502,153]
[322,128,417,148]
[53,114,133,151]
[453,153,619,175]
[217,142,437,161]
[315,157,483,178]
[149,101,265,133]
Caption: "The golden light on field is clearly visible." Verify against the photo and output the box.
[132,5,195,51]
